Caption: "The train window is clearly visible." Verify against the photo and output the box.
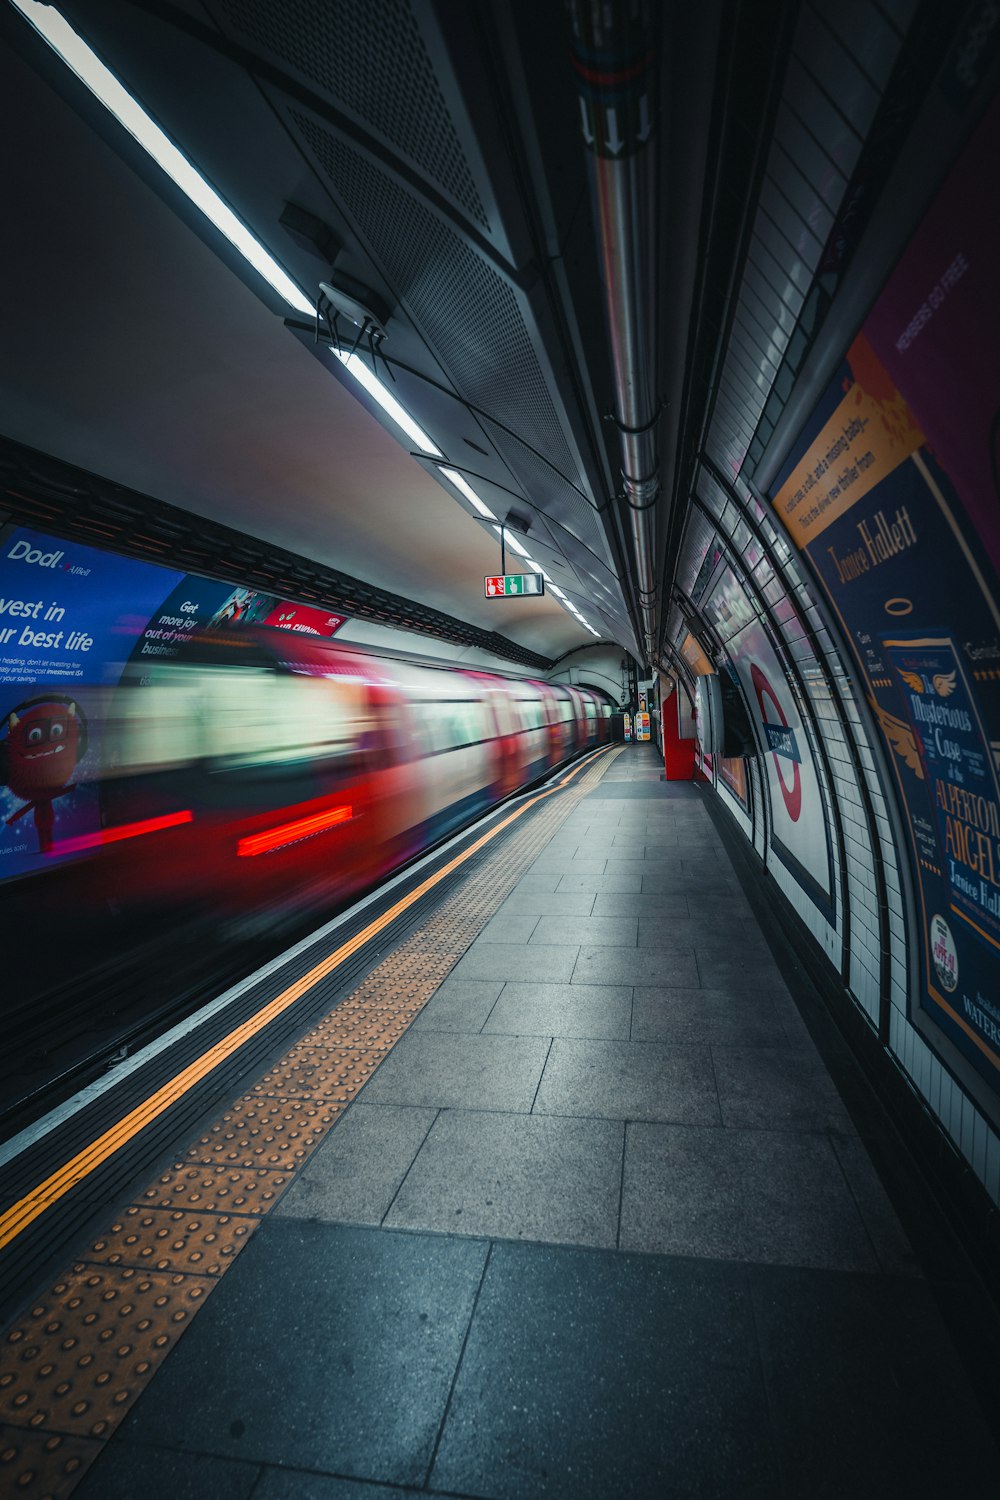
[411,707,439,755]
[486,695,513,736]
[514,699,544,731]
[417,699,487,755]
[432,704,455,751]
[107,664,368,775]
[421,703,446,754]
[106,668,201,773]
[203,670,362,770]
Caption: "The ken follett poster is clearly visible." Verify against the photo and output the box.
[768,96,1000,1103]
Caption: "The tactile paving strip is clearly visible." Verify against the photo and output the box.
[185,1096,349,1169]
[139,1164,292,1214]
[88,1209,256,1277]
[248,1041,387,1100]
[0,747,622,1496]
[0,1264,216,1494]
[0,1425,98,1499]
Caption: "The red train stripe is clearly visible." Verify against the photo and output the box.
[54,809,193,854]
[236,804,353,857]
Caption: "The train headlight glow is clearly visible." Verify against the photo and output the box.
[236,805,354,857]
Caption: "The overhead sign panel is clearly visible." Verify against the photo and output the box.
[484,574,544,597]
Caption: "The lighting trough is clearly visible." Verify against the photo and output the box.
[11,0,314,316]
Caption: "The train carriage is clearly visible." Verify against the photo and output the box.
[4,629,611,932]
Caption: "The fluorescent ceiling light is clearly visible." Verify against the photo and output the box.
[487,525,598,631]
[12,0,313,317]
[13,4,606,644]
[492,526,530,559]
[438,467,496,519]
[333,350,442,456]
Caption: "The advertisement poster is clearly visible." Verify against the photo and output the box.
[0,528,184,874]
[0,526,347,879]
[718,756,748,808]
[129,583,345,668]
[263,602,346,637]
[704,567,834,918]
[693,677,713,776]
[768,96,1000,1098]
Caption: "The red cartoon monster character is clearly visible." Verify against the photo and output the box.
[1,695,87,853]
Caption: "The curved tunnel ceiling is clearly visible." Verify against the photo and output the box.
[0,0,649,664]
[0,40,586,660]
[0,0,972,675]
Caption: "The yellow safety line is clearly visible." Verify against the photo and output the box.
[0,749,608,1252]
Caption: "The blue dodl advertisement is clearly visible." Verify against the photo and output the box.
[0,525,342,879]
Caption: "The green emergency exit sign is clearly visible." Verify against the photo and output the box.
[484,573,544,597]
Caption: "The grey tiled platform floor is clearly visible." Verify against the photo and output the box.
[80,748,999,1499]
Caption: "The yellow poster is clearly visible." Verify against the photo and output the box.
[772,335,924,548]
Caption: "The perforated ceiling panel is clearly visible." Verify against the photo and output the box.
[676,506,717,598]
[211,0,490,229]
[289,111,610,566]
[666,598,684,641]
[476,416,612,569]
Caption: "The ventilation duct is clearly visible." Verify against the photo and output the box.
[569,0,660,662]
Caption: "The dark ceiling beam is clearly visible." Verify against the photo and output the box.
[567,0,662,665]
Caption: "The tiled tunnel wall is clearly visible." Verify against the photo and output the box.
[667,476,1000,1213]
[661,6,1000,1222]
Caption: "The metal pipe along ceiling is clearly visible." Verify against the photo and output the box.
[569,0,660,664]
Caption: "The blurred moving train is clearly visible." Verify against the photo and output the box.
[6,628,611,925]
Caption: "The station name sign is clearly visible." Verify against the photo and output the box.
[484,574,544,597]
